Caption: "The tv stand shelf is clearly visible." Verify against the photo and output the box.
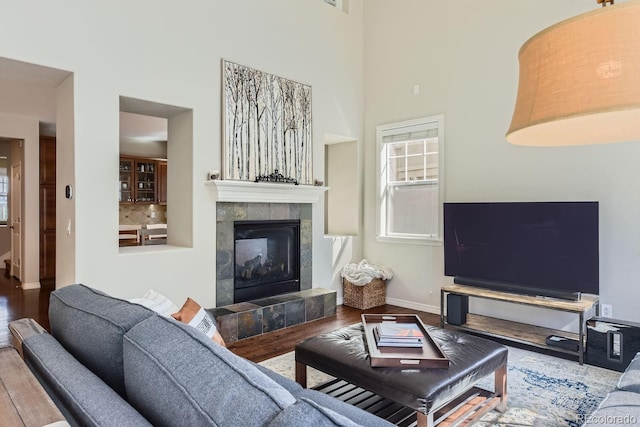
[440,284,599,364]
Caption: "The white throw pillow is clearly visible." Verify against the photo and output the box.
[129,289,179,317]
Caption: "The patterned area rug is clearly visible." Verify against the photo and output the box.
[259,346,619,427]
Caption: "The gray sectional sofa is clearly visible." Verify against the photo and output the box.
[12,284,393,427]
[582,353,640,426]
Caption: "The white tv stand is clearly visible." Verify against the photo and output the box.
[440,284,600,364]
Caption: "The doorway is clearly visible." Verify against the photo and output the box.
[0,57,72,289]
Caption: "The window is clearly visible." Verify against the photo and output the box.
[0,157,7,225]
[376,115,443,243]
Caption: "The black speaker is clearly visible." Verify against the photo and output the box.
[446,294,469,326]
[586,317,640,372]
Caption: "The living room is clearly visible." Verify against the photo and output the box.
[3,0,637,327]
[1,0,640,425]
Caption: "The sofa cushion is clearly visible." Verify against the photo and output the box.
[23,333,152,427]
[293,388,394,427]
[252,361,304,394]
[49,284,154,397]
[617,352,640,393]
[267,398,361,427]
[123,315,296,427]
[581,390,640,426]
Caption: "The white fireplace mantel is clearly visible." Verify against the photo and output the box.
[205,180,328,204]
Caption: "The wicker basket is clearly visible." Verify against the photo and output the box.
[343,278,387,310]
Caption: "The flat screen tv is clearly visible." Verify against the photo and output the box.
[444,202,599,301]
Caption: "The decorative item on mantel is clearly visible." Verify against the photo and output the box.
[314,179,324,187]
[341,259,394,310]
[254,169,299,185]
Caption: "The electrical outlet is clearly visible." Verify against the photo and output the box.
[601,304,613,319]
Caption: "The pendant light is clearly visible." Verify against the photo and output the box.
[506,0,640,146]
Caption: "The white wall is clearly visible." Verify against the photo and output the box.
[119,141,167,159]
[56,75,76,288]
[363,0,640,327]
[325,140,359,236]
[0,0,364,306]
[0,78,56,123]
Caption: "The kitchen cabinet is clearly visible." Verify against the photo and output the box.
[119,157,161,204]
[157,161,167,205]
[119,158,134,203]
[135,160,156,203]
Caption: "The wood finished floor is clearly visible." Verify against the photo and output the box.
[0,274,52,348]
[228,306,440,363]
[0,275,440,362]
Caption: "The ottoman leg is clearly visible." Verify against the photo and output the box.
[295,361,307,388]
[494,363,508,412]
[416,411,434,427]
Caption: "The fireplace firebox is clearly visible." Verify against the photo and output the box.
[233,220,300,303]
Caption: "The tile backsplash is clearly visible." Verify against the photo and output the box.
[119,204,167,225]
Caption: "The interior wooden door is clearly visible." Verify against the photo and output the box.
[39,136,56,286]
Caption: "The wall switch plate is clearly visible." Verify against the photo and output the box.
[601,304,613,318]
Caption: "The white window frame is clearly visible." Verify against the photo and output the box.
[376,115,444,245]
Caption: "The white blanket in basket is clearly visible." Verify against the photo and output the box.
[340,259,393,286]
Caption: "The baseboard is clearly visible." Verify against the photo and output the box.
[385,296,440,315]
[21,281,41,290]
[338,296,440,315]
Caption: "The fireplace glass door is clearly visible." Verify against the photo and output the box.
[234,220,301,303]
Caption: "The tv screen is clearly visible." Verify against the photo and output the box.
[444,202,599,299]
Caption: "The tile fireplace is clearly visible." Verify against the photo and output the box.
[216,202,312,307]
[209,182,333,343]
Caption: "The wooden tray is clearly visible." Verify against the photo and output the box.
[362,314,450,368]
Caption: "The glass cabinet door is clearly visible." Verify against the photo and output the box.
[119,158,134,203]
[135,161,156,203]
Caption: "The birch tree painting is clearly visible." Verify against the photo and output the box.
[223,60,313,184]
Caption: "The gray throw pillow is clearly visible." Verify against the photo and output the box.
[617,353,640,393]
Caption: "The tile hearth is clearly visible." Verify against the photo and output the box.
[208,289,336,344]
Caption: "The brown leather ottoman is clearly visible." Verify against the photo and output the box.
[295,324,508,427]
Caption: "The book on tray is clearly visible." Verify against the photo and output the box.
[374,322,424,348]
